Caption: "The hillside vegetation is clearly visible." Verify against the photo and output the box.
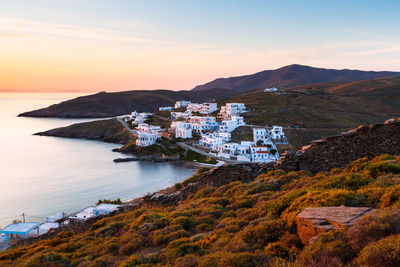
[1,155,400,266]
[286,76,400,95]
[223,87,400,148]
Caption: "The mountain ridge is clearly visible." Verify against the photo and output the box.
[192,64,400,91]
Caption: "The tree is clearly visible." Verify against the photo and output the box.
[256,140,264,145]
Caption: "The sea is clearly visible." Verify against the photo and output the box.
[0,93,196,228]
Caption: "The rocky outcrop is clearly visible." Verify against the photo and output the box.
[297,206,374,245]
[113,155,179,163]
[277,118,400,173]
[35,119,135,144]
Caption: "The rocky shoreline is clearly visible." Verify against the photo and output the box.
[113,155,180,163]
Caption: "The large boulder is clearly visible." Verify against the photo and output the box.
[296,206,374,245]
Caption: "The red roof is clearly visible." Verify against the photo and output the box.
[251,145,267,148]
[256,151,269,154]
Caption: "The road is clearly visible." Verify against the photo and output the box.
[117,118,137,135]
[177,142,213,157]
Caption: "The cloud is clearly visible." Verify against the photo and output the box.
[0,32,20,37]
[0,17,166,44]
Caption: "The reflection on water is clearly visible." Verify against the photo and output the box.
[0,93,196,227]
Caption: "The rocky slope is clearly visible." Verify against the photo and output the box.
[34,119,135,144]
[278,118,400,173]
[192,64,400,91]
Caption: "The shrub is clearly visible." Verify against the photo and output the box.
[265,232,303,259]
[356,234,400,267]
[170,216,195,230]
[198,251,263,267]
[175,183,183,190]
[39,252,70,265]
[166,238,202,260]
[96,222,125,237]
[119,233,144,255]
[368,161,400,178]
[238,219,286,248]
[97,198,122,205]
[297,230,355,266]
[380,185,400,208]
[347,209,400,251]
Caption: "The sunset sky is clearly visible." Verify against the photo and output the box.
[1,0,400,92]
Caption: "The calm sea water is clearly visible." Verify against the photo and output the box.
[0,93,196,228]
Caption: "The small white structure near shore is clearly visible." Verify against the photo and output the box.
[69,204,121,221]
[0,222,40,242]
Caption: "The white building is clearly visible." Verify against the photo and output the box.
[176,127,192,139]
[171,121,191,131]
[264,87,278,92]
[159,106,174,111]
[270,125,287,143]
[132,112,152,124]
[171,111,192,120]
[253,127,268,144]
[93,204,121,216]
[219,103,246,118]
[188,116,219,133]
[187,102,218,114]
[199,134,225,150]
[69,204,121,221]
[175,100,191,109]
[219,116,245,132]
[136,131,160,147]
[135,123,162,147]
[250,146,278,163]
[215,141,252,161]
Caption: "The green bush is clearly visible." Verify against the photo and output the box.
[297,230,355,266]
[347,209,400,251]
[356,234,400,267]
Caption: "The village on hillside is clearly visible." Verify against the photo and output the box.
[123,89,288,164]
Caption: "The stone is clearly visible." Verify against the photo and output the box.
[356,125,369,132]
[385,118,398,125]
[296,206,374,245]
[301,145,312,151]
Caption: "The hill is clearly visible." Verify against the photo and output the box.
[18,89,244,118]
[286,76,400,95]
[34,119,135,144]
[1,153,400,265]
[192,64,400,91]
[221,85,400,148]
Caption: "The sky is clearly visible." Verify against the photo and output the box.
[0,0,400,92]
